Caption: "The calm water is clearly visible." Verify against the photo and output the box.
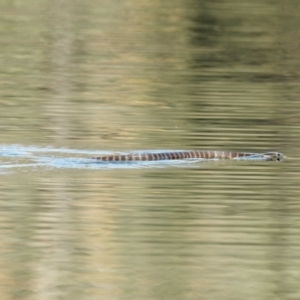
[0,1,300,299]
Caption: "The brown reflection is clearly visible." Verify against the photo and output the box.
[44,0,76,143]
[186,0,284,153]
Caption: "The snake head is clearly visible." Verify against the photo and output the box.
[263,152,285,162]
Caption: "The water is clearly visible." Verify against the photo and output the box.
[0,1,299,299]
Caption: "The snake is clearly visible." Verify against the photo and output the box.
[92,151,285,162]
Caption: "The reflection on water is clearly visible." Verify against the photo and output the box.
[0,0,299,299]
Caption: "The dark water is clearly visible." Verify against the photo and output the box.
[0,1,300,299]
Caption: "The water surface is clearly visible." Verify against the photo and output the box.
[0,1,299,300]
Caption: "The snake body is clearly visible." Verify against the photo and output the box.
[92,151,284,162]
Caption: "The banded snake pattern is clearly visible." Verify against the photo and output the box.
[92,151,285,162]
